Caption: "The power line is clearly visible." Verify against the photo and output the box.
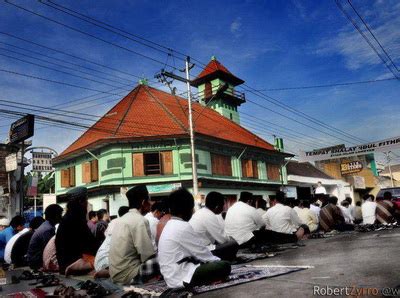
[347,0,399,72]
[0,42,132,85]
[0,31,157,83]
[4,1,179,71]
[255,77,397,91]
[335,0,400,79]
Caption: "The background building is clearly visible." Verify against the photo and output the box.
[53,58,292,214]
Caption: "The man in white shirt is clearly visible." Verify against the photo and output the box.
[159,188,231,289]
[361,194,377,224]
[224,192,264,246]
[190,192,238,261]
[4,227,30,264]
[144,202,166,250]
[263,193,308,240]
[296,200,318,232]
[225,192,298,248]
[315,181,327,195]
[339,200,354,224]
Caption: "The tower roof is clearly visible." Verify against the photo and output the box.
[191,57,244,87]
[54,85,280,162]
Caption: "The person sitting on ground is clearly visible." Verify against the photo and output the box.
[361,194,377,225]
[263,193,309,239]
[0,216,25,262]
[256,197,268,217]
[87,211,98,235]
[94,206,130,278]
[56,187,99,275]
[225,192,298,248]
[159,188,231,289]
[376,192,396,224]
[10,216,45,267]
[320,196,353,232]
[296,200,318,233]
[190,191,239,261]
[0,218,10,232]
[309,197,321,220]
[156,198,172,245]
[345,197,356,220]
[339,200,354,224]
[95,209,109,245]
[27,204,63,270]
[353,201,363,224]
[145,201,166,250]
[109,185,158,285]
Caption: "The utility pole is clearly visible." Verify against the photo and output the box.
[385,152,394,187]
[185,57,199,196]
[155,57,198,196]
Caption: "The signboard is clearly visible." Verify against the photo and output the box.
[5,153,17,172]
[340,161,363,176]
[32,151,53,172]
[299,136,400,162]
[9,114,34,144]
[147,183,182,194]
[353,176,366,190]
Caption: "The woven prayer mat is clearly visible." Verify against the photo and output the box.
[124,265,310,296]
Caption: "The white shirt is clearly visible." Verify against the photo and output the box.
[297,208,318,232]
[158,218,219,289]
[256,208,267,217]
[310,204,321,222]
[263,203,302,234]
[224,201,264,245]
[94,218,118,272]
[5,228,30,264]
[339,206,354,224]
[144,212,159,250]
[362,201,377,224]
[315,186,327,194]
[189,207,229,249]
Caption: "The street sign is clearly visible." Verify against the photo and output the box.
[5,153,17,172]
[299,136,400,162]
[9,114,34,144]
[32,151,54,172]
[340,161,363,176]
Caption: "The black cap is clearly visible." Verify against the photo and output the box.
[67,186,87,201]
[126,185,149,201]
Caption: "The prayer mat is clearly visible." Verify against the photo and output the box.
[232,252,276,264]
[124,265,309,296]
[5,288,47,297]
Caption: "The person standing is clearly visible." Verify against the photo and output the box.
[315,181,327,195]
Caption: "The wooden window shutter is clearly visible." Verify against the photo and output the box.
[82,162,91,184]
[91,159,98,182]
[69,166,76,187]
[242,159,253,178]
[132,153,144,176]
[61,169,70,188]
[267,164,280,181]
[205,82,212,98]
[211,154,218,175]
[222,156,232,176]
[161,151,173,175]
[252,160,258,179]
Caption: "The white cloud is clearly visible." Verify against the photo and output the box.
[315,1,400,71]
[230,17,242,37]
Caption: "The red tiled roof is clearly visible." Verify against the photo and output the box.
[57,85,275,159]
[191,58,244,87]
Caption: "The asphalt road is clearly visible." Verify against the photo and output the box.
[200,229,400,298]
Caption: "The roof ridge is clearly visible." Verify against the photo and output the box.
[112,86,140,136]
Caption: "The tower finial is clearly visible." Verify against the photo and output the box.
[139,78,148,85]
[211,55,216,61]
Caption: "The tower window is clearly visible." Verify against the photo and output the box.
[230,113,233,120]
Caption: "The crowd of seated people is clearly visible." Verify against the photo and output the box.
[0,186,397,291]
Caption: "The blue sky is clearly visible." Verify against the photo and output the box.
[0,0,399,164]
